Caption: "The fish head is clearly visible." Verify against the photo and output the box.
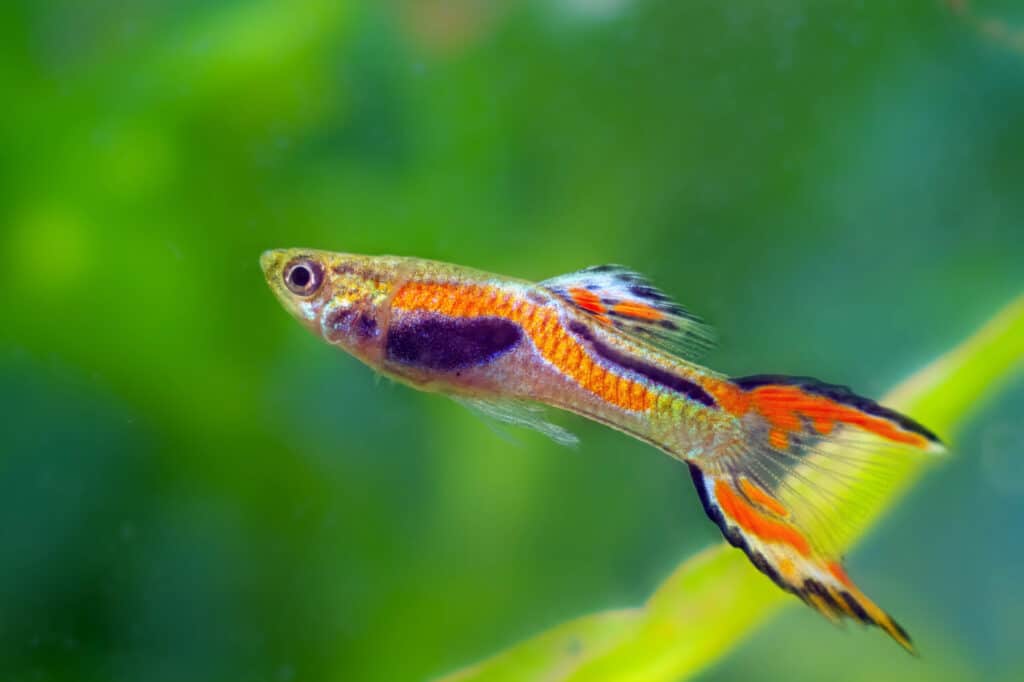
[261,248,401,362]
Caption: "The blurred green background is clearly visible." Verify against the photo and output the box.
[2,1,1022,680]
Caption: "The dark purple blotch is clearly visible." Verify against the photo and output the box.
[357,314,378,338]
[386,316,522,371]
[326,307,379,341]
[326,306,356,331]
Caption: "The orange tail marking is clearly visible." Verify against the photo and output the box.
[768,428,789,451]
[703,379,752,415]
[813,416,835,435]
[834,576,916,654]
[704,379,931,450]
[827,561,854,589]
[713,480,811,556]
[752,385,929,447]
[739,478,789,517]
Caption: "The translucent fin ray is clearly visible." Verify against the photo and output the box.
[452,396,579,447]
[688,463,916,653]
[541,265,715,360]
[686,375,944,652]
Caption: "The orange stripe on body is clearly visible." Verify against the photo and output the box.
[393,282,655,412]
[714,480,811,556]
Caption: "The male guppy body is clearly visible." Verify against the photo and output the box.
[261,248,943,653]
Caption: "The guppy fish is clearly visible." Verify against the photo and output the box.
[261,248,943,652]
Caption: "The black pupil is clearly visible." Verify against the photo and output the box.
[289,265,312,288]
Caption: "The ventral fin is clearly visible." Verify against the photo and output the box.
[452,396,579,448]
[541,265,715,360]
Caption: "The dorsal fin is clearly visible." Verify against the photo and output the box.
[541,265,715,360]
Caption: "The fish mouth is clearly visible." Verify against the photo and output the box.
[260,249,287,278]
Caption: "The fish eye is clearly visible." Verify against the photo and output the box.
[283,258,323,296]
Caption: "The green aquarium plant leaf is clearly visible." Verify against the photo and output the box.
[438,294,1024,682]
[440,610,642,682]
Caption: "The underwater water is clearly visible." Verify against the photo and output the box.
[1,1,1022,681]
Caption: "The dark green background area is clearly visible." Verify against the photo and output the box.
[1,2,1021,681]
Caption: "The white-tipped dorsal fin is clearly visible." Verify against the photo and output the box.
[541,264,715,360]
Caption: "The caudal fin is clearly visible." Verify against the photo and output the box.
[690,374,944,653]
[730,374,944,454]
